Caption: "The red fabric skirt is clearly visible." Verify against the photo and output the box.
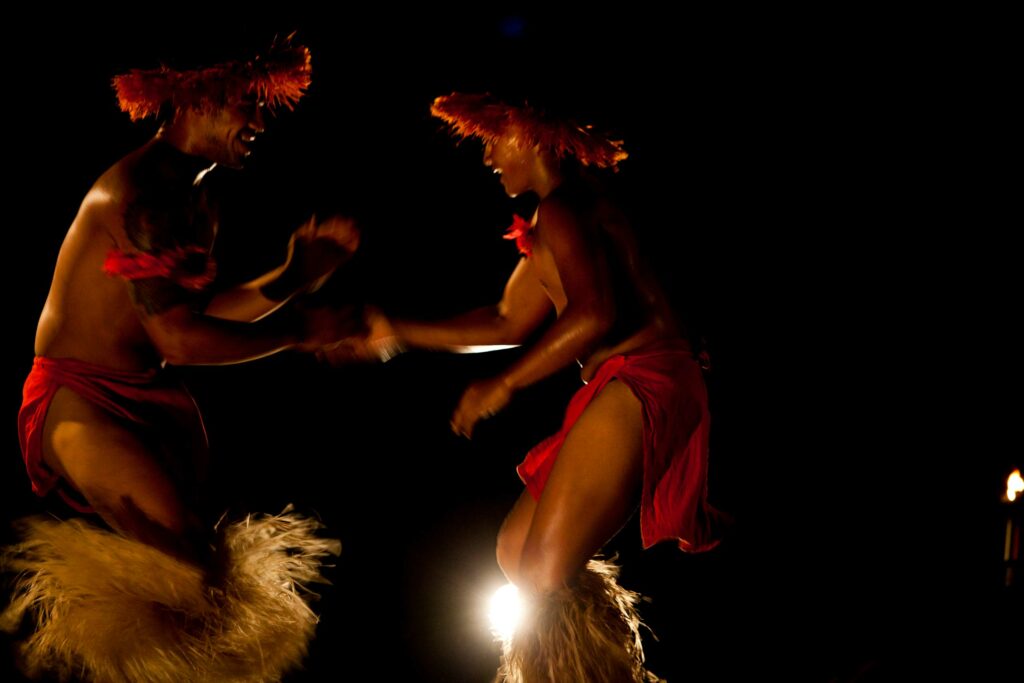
[517,340,722,551]
[17,356,208,513]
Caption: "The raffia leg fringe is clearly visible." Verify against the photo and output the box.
[1,507,340,683]
[497,557,661,683]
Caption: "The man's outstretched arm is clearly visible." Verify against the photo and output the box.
[203,215,359,322]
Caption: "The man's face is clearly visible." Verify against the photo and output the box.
[197,95,266,168]
[483,130,533,198]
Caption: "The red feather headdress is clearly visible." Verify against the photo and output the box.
[112,36,312,122]
[430,92,627,169]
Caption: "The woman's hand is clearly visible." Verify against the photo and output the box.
[450,376,514,439]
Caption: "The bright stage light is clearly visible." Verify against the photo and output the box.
[488,583,523,641]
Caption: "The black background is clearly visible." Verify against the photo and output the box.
[2,8,1019,682]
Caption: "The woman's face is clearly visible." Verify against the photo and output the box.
[483,132,534,198]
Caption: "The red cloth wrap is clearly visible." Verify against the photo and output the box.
[517,340,722,551]
[103,246,216,291]
[17,357,208,513]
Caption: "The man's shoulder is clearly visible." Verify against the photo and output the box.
[90,143,162,208]
[114,144,166,191]
[113,147,211,221]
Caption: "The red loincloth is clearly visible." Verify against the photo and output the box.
[517,340,723,551]
[17,357,208,513]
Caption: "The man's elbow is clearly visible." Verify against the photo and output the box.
[142,314,201,365]
[151,335,194,366]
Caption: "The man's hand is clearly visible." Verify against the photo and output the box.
[285,214,360,292]
[296,302,365,352]
[316,307,403,365]
[450,376,514,439]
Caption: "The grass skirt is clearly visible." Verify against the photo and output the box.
[497,558,660,683]
[1,508,339,682]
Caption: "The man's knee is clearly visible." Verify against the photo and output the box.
[86,485,187,540]
[104,492,212,568]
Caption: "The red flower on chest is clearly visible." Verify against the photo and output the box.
[503,214,535,257]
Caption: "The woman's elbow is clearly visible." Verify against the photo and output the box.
[583,304,616,340]
[503,323,536,346]
[557,308,613,350]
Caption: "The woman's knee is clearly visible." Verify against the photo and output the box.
[496,492,539,583]
[496,517,525,583]
[517,540,580,595]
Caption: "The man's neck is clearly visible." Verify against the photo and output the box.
[147,135,217,184]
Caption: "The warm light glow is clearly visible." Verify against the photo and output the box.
[1008,469,1024,502]
[455,344,520,354]
[488,583,523,641]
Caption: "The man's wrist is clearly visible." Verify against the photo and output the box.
[374,336,407,362]
[260,266,302,302]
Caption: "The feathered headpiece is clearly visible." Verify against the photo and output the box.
[112,35,312,121]
[430,92,627,169]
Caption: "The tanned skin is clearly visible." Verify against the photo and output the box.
[330,127,682,595]
[35,96,359,572]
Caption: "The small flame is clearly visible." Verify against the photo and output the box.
[1008,469,1023,502]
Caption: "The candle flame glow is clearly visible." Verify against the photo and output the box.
[1008,469,1023,502]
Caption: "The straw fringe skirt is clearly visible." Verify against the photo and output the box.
[1,508,339,682]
